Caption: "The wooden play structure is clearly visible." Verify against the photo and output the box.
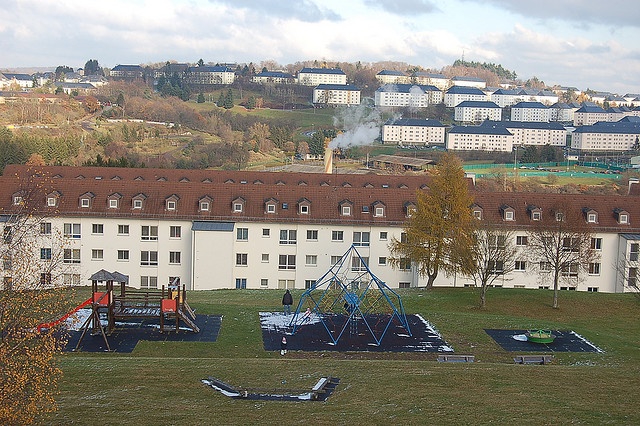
[75,269,199,351]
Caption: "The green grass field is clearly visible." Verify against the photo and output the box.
[48,288,639,425]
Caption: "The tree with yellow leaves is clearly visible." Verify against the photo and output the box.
[0,167,75,425]
[390,153,476,288]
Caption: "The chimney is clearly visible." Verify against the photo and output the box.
[324,147,333,174]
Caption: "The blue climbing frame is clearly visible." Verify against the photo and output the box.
[289,245,412,345]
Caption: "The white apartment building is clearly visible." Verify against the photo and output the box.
[454,101,502,123]
[2,165,639,294]
[374,84,442,108]
[451,76,486,89]
[574,104,608,126]
[252,71,295,84]
[571,118,640,151]
[447,122,514,152]
[503,121,567,146]
[550,102,580,122]
[313,84,361,106]
[511,102,551,122]
[297,68,347,86]
[444,86,488,107]
[376,70,409,84]
[381,118,446,145]
[186,66,235,85]
[414,72,449,90]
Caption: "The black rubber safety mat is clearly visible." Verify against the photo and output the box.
[484,329,603,353]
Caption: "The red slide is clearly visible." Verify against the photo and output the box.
[37,297,92,332]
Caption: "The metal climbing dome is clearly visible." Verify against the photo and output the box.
[289,245,411,346]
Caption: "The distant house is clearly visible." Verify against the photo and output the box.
[297,68,346,86]
[574,103,608,126]
[185,66,235,85]
[451,76,486,89]
[109,65,144,80]
[414,72,449,90]
[510,101,551,122]
[444,86,487,107]
[376,70,408,85]
[54,82,98,95]
[0,73,33,89]
[374,84,442,108]
[454,101,502,123]
[312,84,360,106]
[252,71,295,84]
[382,118,446,146]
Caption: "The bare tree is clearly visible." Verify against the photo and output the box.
[0,167,76,424]
[468,223,518,308]
[614,238,640,300]
[527,206,599,308]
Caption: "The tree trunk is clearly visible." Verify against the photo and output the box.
[553,271,560,309]
[426,273,437,288]
[480,284,487,308]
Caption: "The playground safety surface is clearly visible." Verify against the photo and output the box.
[64,313,222,353]
[260,312,453,352]
[484,329,603,353]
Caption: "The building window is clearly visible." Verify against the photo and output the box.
[341,205,351,216]
[591,238,602,250]
[378,256,387,266]
[630,243,639,262]
[2,254,12,270]
[353,232,370,247]
[166,200,176,210]
[40,222,52,235]
[587,287,599,292]
[235,278,247,289]
[117,224,129,235]
[305,255,317,266]
[532,211,541,221]
[13,196,22,205]
[47,197,57,207]
[515,260,526,271]
[233,202,243,213]
[279,229,297,245]
[63,223,81,239]
[351,256,369,272]
[169,251,181,264]
[399,258,411,271]
[488,260,504,275]
[261,253,269,263]
[504,211,514,221]
[379,231,388,240]
[629,268,638,288]
[63,274,81,286]
[91,249,104,260]
[237,228,248,241]
[331,256,342,266]
[109,198,119,209]
[40,248,52,260]
[80,198,90,208]
[299,204,310,214]
[331,230,344,242]
[619,213,629,224]
[140,276,158,289]
[141,225,158,241]
[133,199,143,209]
[399,282,411,289]
[374,207,385,217]
[587,213,597,223]
[141,251,158,266]
[278,254,296,270]
[266,203,276,213]
[561,263,579,277]
[307,230,318,241]
[305,280,315,289]
[170,226,181,238]
[117,250,129,261]
[40,273,52,285]
[200,201,210,211]
[63,249,81,264]
[92,223,104,234]
[489,235,506,250]
[278,279,295,290]
[539,261,552,271]
[562,237,579,252]
[588,262,601,275]
[236,253,248,266]
[261,279,269,288]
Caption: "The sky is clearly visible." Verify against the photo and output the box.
[1,0,639,94]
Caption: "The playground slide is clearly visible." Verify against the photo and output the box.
[37,297,92,332]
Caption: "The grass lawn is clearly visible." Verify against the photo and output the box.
[50,288,639,425]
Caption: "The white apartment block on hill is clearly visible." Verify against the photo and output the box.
[444,86,488,107]
[313,84,361,106]
[375,84,442,107]
[511,102,551,122]
[454,101,502,123]
[381,118,446,145]
[297,68,347,86]
[571,118,640,151]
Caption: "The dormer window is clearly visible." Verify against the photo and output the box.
[614,208,629,224]
[46,191,61,207]
[339,200,353,216]
[471,203,483,220]
[199,196,212,212]
[265,198,278,214]
[501,205,515,221]
[165,194,179,211]
[527,205,542,221]
[12,195,23,206]
[404,202,417,218]
[232,197,245,213]
[298,198,311,215]
[372,201,386,217]
[583,208,598,223]
[79,192,95,209]
[556,212,565,222]
[132,193,147,210]
[107,193,122,209]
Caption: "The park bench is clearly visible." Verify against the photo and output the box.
[513,355,553,365]
[437,354,475,363]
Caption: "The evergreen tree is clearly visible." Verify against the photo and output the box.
[223,88,234,109]
[197,93,205,103]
